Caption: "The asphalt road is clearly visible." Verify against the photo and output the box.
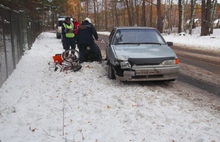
[172,46,220,95]
[97,34,220,96]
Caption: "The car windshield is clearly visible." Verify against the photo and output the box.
[113,29,166,45]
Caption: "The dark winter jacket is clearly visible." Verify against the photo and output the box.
[77,21,98,45]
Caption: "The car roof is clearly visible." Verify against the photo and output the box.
[58,16,72,21]
[113,26,156,30]
[58,17,73,21]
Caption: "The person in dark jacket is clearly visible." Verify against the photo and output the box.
[77,17,102,63]
[62,17,75,51]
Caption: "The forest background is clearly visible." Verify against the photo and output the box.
[1,0,220,36]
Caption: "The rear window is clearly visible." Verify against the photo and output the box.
[57,17,73,26]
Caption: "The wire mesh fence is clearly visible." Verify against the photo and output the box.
[0,5,43,87]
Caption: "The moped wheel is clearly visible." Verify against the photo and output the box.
[62,49,80,63]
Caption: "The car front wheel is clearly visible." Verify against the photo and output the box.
[108,63,115,79]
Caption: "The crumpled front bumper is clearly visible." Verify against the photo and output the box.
[115,65,179,81]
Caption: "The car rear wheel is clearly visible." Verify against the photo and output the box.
[56,33,61,39]
[108,63,115,79]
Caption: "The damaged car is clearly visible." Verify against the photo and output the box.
[106,27,179,82]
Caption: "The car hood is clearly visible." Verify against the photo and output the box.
[112,44,177,60]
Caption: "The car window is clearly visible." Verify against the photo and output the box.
[113,29,166,45]
[109,29,115,43]
[58,21,63,26]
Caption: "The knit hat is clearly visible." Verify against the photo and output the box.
[65,17,70,21]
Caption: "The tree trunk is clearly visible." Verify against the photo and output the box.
[115,2,119,26]
[125,0,132,26]
[163,0,168,33]
[142,0,146,26]
[130,0,134,26]
[177,0,185,33]
[150,0,153,27]
[104,0,108,30]
[189,0,196,35]
[178,0,182,33]
[96,0,100,30]
[157,0,163,32]
[201,0,210,36]
[181,0,185,32]
[210,0,217,34]
[93,0,97,28]
[134,0,139,26]
[207,0,212,34]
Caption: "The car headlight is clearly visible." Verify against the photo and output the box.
[161,59,179,65]
[120,61,131,69]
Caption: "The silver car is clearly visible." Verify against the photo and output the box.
[106,27,179,82]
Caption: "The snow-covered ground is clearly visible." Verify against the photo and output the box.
[0,29,220,142]
[163,28,220,52]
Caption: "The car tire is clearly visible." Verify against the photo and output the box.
[108,63,115,79]
[56,33,61,39]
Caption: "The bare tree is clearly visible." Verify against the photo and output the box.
[168,0,173,33]
[125,0,133,26]
[178,0,185,33]
[201,0,211,36]
[104,0,108,30]
[130,0,134,25]
[150,0,153,27]
[96,0,100,30]
[157,0,163,32]
[134,0,139,26]
[209,0,217,34]
[93,0,97,28]
[189,0,197,35]
[142,0,146,26]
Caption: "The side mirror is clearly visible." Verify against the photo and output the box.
[116,33,121,40]
[167,42,173,46]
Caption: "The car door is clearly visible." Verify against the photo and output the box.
[106,29,116,62]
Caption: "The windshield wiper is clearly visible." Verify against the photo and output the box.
[141,42,162,45]
[116,42,138,45]
[116,42,162,45]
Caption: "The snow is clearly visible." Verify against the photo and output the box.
[163,28,220,52]
[0,28,220,142]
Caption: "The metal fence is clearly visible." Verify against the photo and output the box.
[0,5,43,87]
